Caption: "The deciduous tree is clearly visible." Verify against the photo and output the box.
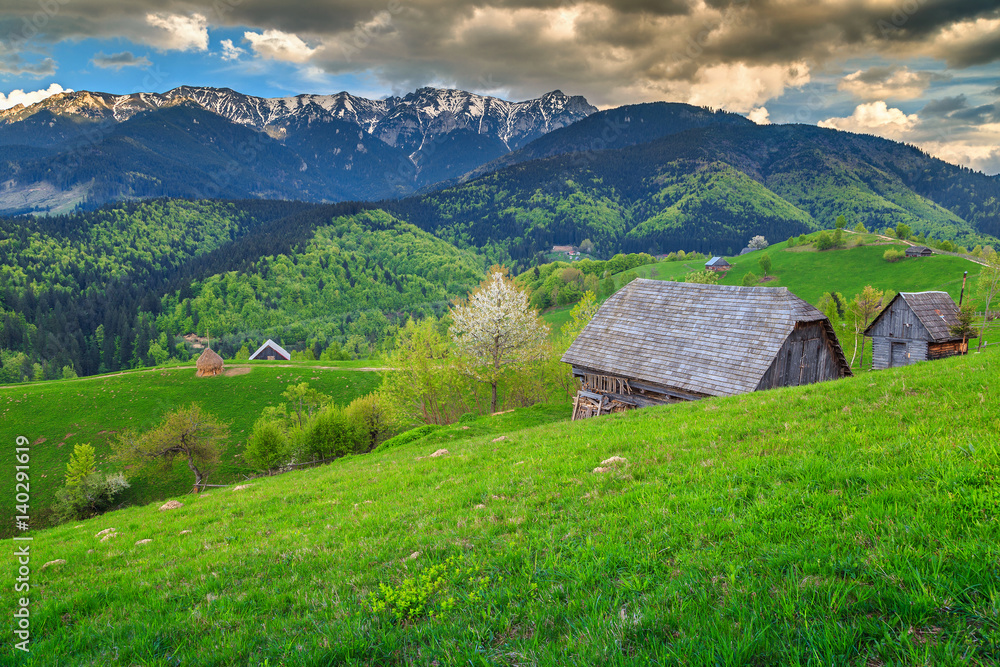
[115,404,229,492]
[450,266,549,413]
[848,286,885,369]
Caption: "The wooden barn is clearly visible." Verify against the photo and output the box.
[864,291,964,369]
[705,257,731,272]
[561,280,852,419]
[250,339,291,361]
[905,246,933,257]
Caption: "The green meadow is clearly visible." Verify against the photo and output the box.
[4,348,998,665]
[1,364,382,535]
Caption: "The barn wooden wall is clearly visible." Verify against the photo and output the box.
[869,298,934,370]
[755,322,845,390]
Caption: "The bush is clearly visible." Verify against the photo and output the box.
[298,404,362,461]
[375,424,442,452]
[787,236,796,248]
[741,271,760,286]
[51,472,130,523]
[244,420,290,473]
[346,394,395,453]
[883,248,906,262]
[815,232,834,251]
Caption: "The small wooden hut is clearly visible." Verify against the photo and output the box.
[905,246,933,257]
[864,291,964,369]
[250,339,291,361]
[705,257,731,272]
[196,348,224,377]
[562,280,851,419]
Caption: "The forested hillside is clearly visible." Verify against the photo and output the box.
[390,122,1000,260]
[0,200,483,380]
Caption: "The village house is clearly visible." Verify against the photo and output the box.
[864,291,964,369]
[562,280,852,419]
[705,256,731,272]
[905,246,933,257]
[250,339,291,361]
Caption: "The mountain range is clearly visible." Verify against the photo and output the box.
[0,85,998,255]
[0,86,595,212]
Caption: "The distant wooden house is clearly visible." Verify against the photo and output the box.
[250,339,291,361]
[552,245,576,254]
[738,247,754,255]
[705,257,731,271]
[562,280,852,418]
[864,291,964,369]
[905,246,933,257]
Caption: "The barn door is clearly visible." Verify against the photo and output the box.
[891,342,907,367]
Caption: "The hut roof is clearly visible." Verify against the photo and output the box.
[905,245,932,256]
[250,339,290,360]
[196,347,224,370]
[705,256,731,267]
[865,291,961,341]
[561,279,848,398]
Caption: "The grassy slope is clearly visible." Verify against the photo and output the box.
[6,350,998,666]
[624,236,984,307]
[1,364,381,534]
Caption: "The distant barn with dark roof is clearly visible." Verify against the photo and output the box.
[562,280,852,418]
[864,291,964,369]
[905,246,933,257]
[250,339,291,361]
[705,257,731,271]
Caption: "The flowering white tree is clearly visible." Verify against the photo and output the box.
[450,266,550,413]
[748,235,769,250]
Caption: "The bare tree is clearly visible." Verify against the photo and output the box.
[450,266,549,413]
[115,404,229,493]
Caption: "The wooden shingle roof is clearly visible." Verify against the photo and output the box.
[705,256,731,267]
[562,280,842,398]
[867,291,961,341]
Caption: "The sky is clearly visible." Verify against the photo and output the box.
[1,0,998,174]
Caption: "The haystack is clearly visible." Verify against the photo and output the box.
[196,348,224,377]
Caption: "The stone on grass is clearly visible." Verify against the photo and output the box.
[601,456,628,467]
[492,436,507,442]
[42,559,66,570]
[179,530,192,535]
[135,539,152,546]
[232,484,253,491]
[159,500,183,511]
[430,449,449,457]
[95,528,115,539]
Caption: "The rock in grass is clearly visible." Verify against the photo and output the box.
[232,484,253,491]
[179,530,192,535]
[42,559,66,570]
[601,456,628,467]
[159,500,183,511]
[95,528,115,539]
[430,449,449,457]
[135,539,152,546]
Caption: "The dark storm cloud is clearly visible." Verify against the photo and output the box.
[921,95,969,117]
[91,51,151,69]
[950,102,1000,125]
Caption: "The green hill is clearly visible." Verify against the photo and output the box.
[0,362,381,536]
[5,349,997,665]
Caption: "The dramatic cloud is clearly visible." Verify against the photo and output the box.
[685,62,810,113]
[145,13,208,52]
[747,107,770,125]
[926,16,1000,68]
[219,39,246,61]
[921,95,969,117]
[244,29,317,63]
[0,42,56,77]
[0,83,71,110]
[839,66,949,101]
[818,101,919,141]
[91,51,152,70]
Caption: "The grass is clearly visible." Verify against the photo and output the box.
[0,363,382,536]
[5,348,999,665]
[623,235,985,307]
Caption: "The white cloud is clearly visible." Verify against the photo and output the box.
[685,62,810,113]
[220,39,246,62]
[0,83,72,110]
[244,30,317,63]
[818,101,918,140]
[145,13,209,52]
[917,137,1000,176]
[747,107,770,125]
[839,66,946,101]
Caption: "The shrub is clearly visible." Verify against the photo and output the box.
[51,472,130,524]
[787,236,796,248]
[815,232,834,250]
[244,420,290,473]
[346,394,395,453]
[299,404,362,461]
[883,248,905,262]
[741,271,759,286]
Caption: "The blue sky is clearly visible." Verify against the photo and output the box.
[1,1,998,173]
